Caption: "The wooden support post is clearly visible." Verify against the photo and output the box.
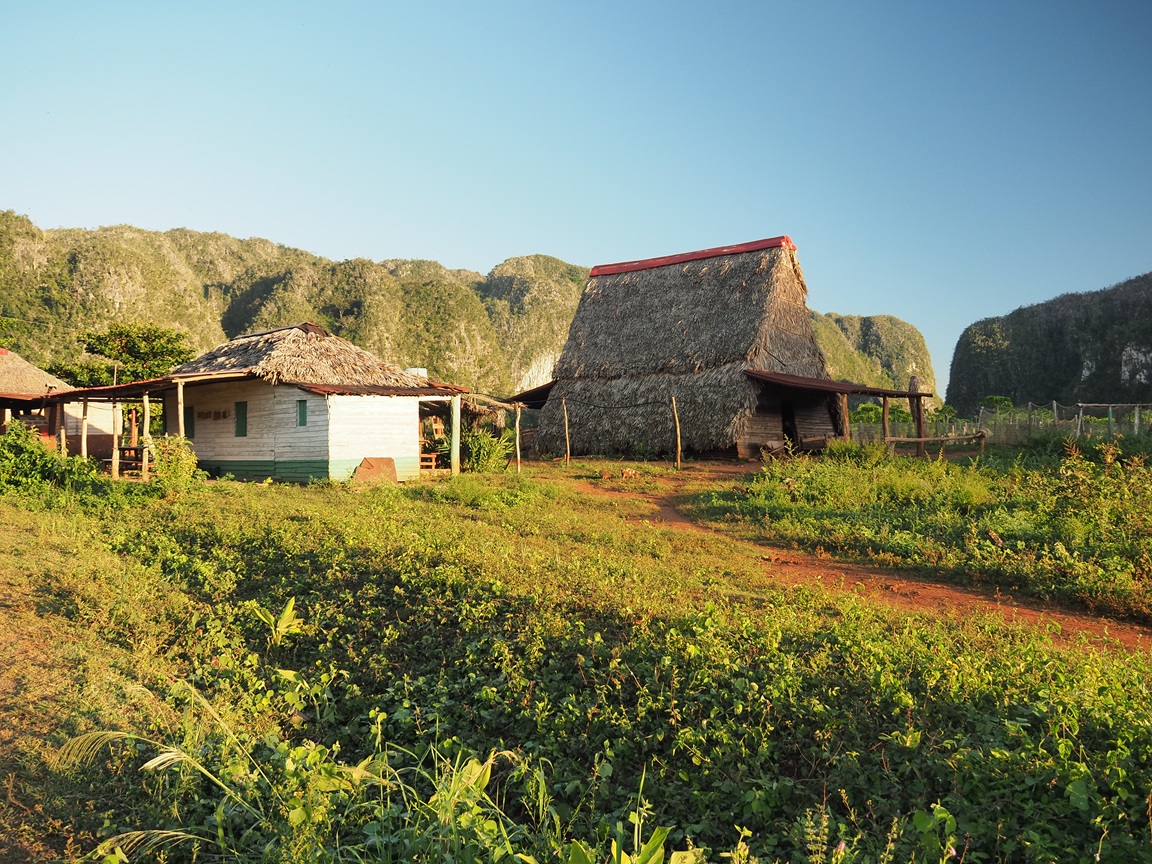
[840,393,850,441]
[111,403,121,479]
[176,380,185,437]
[1136,404,1141,435]
[141,393,151,480]
[81,400,89,459]
[562,396,570,467]
[1076,406,1084,437]
[671,395,682,470]
[882,396,890,444]
[450,395,461,476]
[57,405,67,457]
[515,406,522,475]
[1108,406,1114,437]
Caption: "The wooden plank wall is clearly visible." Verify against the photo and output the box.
[163,381,329,464]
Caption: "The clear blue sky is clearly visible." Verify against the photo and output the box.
[3,1,1149,397]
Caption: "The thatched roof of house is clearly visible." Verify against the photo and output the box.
[537,236,830,455]
[0,347,68,402]
[171,323,462,394]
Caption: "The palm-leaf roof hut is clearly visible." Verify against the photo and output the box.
[0,347,117,456]
[153,323,465,481]
[534,236,846,458]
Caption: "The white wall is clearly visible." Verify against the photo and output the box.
[327,394,421,478]
[165,380,329,463]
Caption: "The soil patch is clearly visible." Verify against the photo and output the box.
[583,460,1152,652]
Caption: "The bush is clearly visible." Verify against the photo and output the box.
[440,427,515,473]
[149,435,204,495]
[0,420,100,492]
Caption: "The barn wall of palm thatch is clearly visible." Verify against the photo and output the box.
[537,241,833,456]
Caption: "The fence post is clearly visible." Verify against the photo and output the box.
[670,395,682,470]
[562,396,570,467]
[515,406,522,474]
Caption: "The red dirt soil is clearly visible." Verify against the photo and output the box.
[580,460,1152,652]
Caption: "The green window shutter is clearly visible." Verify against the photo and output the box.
[235,401,248,437]
[296,399,308,427]
[183,405,195,438]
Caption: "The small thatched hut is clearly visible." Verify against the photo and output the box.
[0,347,116,456]
[533,236,845,457]
[156,323,465,481]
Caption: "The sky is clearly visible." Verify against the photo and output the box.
[2,1,1149,397]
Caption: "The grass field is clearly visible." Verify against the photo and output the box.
[2,426,1152,863]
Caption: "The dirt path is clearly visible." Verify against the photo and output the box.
[581,460,1152,652]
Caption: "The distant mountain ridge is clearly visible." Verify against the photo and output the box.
[0,210,935,401]
[947,273,1152,416]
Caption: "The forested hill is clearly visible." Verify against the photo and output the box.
[811,311,938,402]
[946,273,1152,416]
[0,210,936,398]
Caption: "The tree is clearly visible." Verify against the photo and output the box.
[50,323,194,386]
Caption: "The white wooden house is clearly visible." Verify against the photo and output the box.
[159,323,465,482]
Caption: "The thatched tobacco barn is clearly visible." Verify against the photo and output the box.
[149,323,466,482]
[533,236,847,457]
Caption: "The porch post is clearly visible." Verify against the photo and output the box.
[141,393,151,480]
[450,395,461,476]
[516,407,525,476]
[81,400,89,459]
[111,403,121,479]
[176,380,185,437]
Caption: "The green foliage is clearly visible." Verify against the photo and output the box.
[148,435,204,495]
[15,466,1143,861]
[947,272,1152,414]
[79,322,194,382]
[440,426,516,473]
[0,420,101,493]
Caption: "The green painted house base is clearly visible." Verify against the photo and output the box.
[200,457,420,483]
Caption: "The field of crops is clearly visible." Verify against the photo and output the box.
[2,425,1152,863]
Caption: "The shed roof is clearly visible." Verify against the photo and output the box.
[743,370,934,399]
[0,348,68,405]
[171,322,453,390]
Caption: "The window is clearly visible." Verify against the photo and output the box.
[235,401,248,437]
[296,399,308,427]
[183,405,195,438]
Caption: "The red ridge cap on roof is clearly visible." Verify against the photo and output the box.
[589,235,796,277]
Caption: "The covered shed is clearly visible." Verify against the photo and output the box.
[533,236,843,457]
[0,347,116,457]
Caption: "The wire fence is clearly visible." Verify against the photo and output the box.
[852,402,1152,447]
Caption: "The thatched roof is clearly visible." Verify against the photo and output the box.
[171,323,461,393]
[537,237,830,455]
[0,348,68,401]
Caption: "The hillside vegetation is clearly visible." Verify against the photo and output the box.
[947,273,1152,415]
[811,311,938,401]
[1,210,935,398]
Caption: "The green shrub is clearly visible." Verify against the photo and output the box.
[149,435,204,495]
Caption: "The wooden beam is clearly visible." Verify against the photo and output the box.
[176,380,185,437]
[515,406,521,475]
[141,393,151,480]
[562,396,570,467]
[111,403,121,479]
[450,394,461,476]
[671,395,682,470]
[882,397,890,442]
[840,393,850,440]
[80,400,89,459]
